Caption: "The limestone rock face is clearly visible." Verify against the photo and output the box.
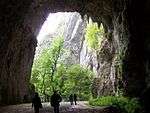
[63,13,86,65]
[91,38,116,97]
[80,31,120,97]
[36,12,86,65]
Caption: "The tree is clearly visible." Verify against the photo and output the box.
[31,36,64,100]
[48,37,64,90]
[63,64,93,100]
[31,36,94,101]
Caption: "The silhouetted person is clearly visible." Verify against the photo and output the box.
[32,92,42,113]
[74,94,77,105]
[69,94,74,105]
[23,94,28,103]
[50,90,62,113]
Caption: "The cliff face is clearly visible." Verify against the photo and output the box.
[63,13,86,65]
[0,0,150,105]
[80,18,128,97]
[36,12,86,65]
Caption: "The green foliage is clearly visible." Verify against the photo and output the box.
[51,64,94,101]
[31,36,93,101]
[31,36,64,98]
[63,64,93,100]
[85,18,104,50]
[89,96,141,113]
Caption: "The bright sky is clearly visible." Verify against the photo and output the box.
[37,12,66,42]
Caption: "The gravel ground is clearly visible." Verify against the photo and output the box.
[0,101,105,113]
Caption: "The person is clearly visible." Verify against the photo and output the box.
[50,90,62,113]
[32,92,42,113]
[69,94,74,105]
[23,94,28,103]
[74,94,77,105]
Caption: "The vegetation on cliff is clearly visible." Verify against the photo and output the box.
[85,18,104,50]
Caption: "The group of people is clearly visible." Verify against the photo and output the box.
[69,94,77,105]
[32,91,77,113]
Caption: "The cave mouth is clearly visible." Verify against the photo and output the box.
[30,12,104,102]
[0,2,149,113]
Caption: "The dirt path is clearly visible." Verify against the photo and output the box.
[0,101,105,113]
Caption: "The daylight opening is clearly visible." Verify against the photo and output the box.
[31,12,105,102]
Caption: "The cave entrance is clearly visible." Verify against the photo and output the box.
[1,1,147,109]
[30,12,105,102]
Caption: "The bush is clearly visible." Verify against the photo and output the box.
[85,18,104,50]
[89,96,141,113]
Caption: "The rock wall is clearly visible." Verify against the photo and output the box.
[122,0,150,98]
[63,13,86,65]
[79,1,129,97]
[0,0,36,104]
[0,25,37,104]
[36,12,86,65]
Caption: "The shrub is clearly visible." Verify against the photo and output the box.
[89,96,141,113]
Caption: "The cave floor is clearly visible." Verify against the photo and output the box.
[0,101,106,113]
